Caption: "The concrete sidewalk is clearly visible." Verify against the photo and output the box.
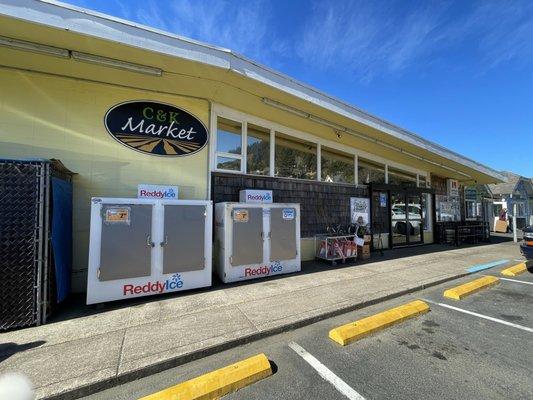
[0,240,524,399]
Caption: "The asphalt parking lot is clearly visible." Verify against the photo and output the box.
[83,263,533,400]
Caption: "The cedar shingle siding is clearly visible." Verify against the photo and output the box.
[212,172,367,237]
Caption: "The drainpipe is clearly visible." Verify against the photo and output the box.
[513,202,517,243]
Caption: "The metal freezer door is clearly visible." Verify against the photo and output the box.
[270,207,297,261]
[163,205,206,274]
[231,207,263,266]
[99,204,152,281]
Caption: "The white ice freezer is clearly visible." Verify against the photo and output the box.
[87,198,212,304]
[215,202,301,283]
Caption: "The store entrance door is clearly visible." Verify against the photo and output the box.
[391,191,423,247]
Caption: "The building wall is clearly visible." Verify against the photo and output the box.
[0,69,210,291]
[211,173,368,237]
[211,172,368,260]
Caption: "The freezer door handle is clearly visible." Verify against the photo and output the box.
[146,235,155,248]
[160,235,168,247]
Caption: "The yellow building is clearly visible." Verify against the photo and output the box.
[0,1,505,292]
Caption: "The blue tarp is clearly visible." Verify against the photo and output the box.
[51,177,72,302]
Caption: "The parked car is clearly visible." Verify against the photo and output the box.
[520,225,533,260]
[391,203,422,235]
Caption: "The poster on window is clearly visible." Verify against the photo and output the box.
[351,197,371,226]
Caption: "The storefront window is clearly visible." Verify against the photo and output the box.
[516,202,525,217]
[247,124,270,175]
[216,156,240,171]
[216,117,242,171]
[465,200,481,219]
[321,147,354,184]
[217,117,242,154]
[275,132,317,180]
[435,195,460,222]
[388,167,417,187]
[358,158,385,184]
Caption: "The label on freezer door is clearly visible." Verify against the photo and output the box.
[104,207,131,225]
[282,208,295,220]
[233,209,249,223]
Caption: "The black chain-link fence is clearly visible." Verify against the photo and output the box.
[0,160,45,330]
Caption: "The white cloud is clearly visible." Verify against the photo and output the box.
[109,0,287,65]
[297,1,451,82]
[297,0,533,82]
[67,0,533,82]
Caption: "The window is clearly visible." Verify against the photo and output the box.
[358,158,385,184]
[465,200,481,219]
[216,117,242,171]
[275,132,316,180]
[516,202,525,217]
[419,175,428,188]
[436,195,460,222]
[321,147,354,184]
[216,156,241,171]
[247,124,270,175]
[388,167,417,187]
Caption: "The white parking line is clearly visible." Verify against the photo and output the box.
[423,300,533,333]
[497,277,533,286]
[288,341,366,400]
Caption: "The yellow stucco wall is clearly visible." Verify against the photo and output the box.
[0,69,210,291]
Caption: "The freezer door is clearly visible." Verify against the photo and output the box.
[231,207,263,266]
[99,204,152,281]
[270,207,297,261]
[163,205,206,274]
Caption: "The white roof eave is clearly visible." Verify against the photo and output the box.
[0,0,506,182]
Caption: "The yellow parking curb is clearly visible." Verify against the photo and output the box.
[501,262,527,277]
[329,300,430,346]
[443,276,499,300]
[139,353,272,400]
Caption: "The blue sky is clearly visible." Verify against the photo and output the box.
[62,0,532,177]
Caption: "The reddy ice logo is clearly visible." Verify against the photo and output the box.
[123,273,183,296]
[247,193,272,202]
[239,190,273,204]
[244,261,283,277]
[137,184,179,199]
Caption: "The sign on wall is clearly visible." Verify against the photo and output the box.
[351,197,371,226]
[447,179,459,197]
[104,101,208,157]
[137,184,179,199]
[464,186,477,201]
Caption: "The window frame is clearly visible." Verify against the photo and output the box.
[214,115,246,173]
[210,103,428,185]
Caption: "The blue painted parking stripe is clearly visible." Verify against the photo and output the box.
[467,259,509,273]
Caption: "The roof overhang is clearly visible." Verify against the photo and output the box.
[0,0,506,184]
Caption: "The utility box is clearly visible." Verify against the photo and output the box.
[215,202,301,283]
[87,198,212,304]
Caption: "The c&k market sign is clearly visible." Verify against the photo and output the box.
[104,100,209,156]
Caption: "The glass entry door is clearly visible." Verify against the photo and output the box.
[390,191,423,247]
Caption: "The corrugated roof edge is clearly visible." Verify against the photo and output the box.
[1,0,506,182]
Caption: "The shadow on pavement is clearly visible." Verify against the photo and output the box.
[46,234,521,324]
[0,341,46,363]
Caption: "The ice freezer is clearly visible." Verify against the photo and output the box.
[87,198,212,304]
[215,202,301,283]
